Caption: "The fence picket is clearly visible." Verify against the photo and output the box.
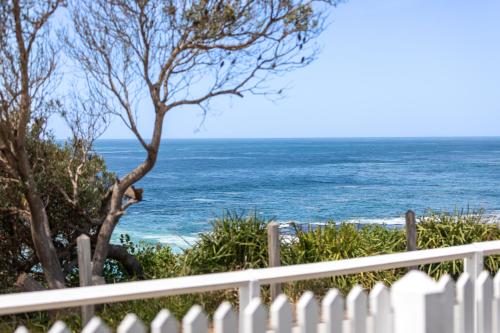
[82,317,111,333]
[298,291,319,333]
[456,273,474,333]
[239,278,260,333]
[47,321,70,333]
[493,272,500,333]
[322,289,344,333]
[214,302,237,333]
[13,326,30,333]
[438,275,455,333]
[183,305,208,333]
[117,314,146,333]
[476,271,493,333]
[270,294,292,333]
[243,298,266,333]
[151,309,178,333]
[346,285,367,333]
[391,270,443,333]
[369,283,391,333]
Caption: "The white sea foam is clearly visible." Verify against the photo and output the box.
[193,198,219,203]
[276,216,406,228]
[345,217,406,225]
[114,213,499,252]
[141,234,198,251]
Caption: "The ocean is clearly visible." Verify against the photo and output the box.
[94,137,500,249]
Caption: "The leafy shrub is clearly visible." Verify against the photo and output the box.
[1,211,498,331]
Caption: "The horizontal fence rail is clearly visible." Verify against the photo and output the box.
[0,240,499,316]
[12,270,500,333]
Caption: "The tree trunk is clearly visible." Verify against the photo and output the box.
[92,112,165,277]
[25,188,66,289]
[91,184,122,277]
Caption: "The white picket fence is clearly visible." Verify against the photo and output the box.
[13,270,500,333]
[3,240,500,333]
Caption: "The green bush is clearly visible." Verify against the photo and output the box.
[1,211,499,332]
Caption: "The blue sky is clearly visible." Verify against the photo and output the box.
[52,0,500,139]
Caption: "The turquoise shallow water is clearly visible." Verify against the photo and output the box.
[94,137,500,248]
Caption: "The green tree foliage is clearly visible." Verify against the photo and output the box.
[0,125,114,291]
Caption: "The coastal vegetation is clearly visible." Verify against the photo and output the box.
[1,211,498,331]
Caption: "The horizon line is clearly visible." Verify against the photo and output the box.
[85,135,500,141]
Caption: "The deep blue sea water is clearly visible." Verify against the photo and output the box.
[94,138,500,248]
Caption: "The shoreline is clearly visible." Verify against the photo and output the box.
[111,211,500,251]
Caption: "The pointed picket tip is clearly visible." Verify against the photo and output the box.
[298,291,317,310]
[322,289,344,333]
[370,282,391,333]
[370,282,388,299]
[477,270,493,290]
[152,309,178,333]
[369,282,389,312]
[82,317,111,333]
[323,288,343,308]
[297,290,319,333]
[14,326,30,333]
[346,285,367,314]
[438,274,454,290]
[476,271,493,333]
[48,321,71,333]
[346,285,367,333]
[118,313,146,333]
[438,275,455,333]
[214,301,237,333]
[456,271,474,333]
[183,305,208,333]
[244,298,267,333]
[457,272,472,290]
[369,282,390,313]
[270,294,292,333]
[392,270,441,296]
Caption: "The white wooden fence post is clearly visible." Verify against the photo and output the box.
[297,291,319,333]
[151,309,178,333]
[239,274,260,333]
[476,271,493,333]
[346,285,367,333]
[370,282,392,333]
[183,305,208,333]
[391,271,444,333]
[493,272,500,333]
[77,234,94,326]
[270,294,292,333]
[322,289,344,333]
[456,273,474,333]
[214,302,237,333]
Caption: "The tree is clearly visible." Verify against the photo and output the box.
[0,128,115,291]
[69,0,338,279]
[0,0,142,291]
[1,0,339,290]
[0,0,67,289]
